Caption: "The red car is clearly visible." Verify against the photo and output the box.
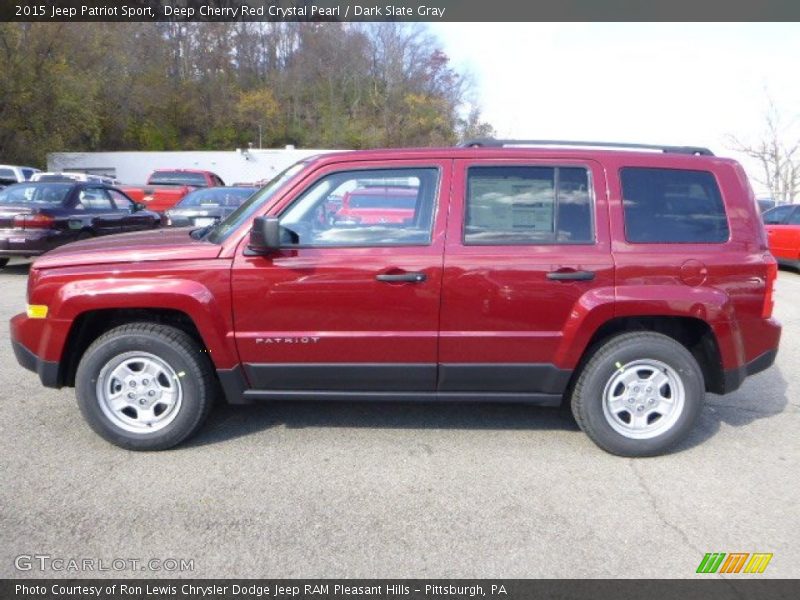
[763,204,800,270]
[332,186,418,225]
[120,169,225,213]
[10,140,781,456]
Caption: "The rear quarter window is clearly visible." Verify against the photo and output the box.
[620,167,729,243]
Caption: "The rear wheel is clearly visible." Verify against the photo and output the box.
[0,258,8,269]
[571,332,704,457]
[75,323,214,450]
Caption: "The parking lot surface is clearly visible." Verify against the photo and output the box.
[1,258,798,578]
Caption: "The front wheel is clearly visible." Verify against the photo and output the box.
[0,257,9,269]
[570,332,704,457]
[75,323,215,450]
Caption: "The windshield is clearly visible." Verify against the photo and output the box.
[177,187,255,208]
[205,161,309,244]
[0,183,72,206]
[149,171,210,187]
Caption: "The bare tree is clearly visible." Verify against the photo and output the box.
[728,98,800,204]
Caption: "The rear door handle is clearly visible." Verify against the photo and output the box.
[547,270,596,281]
[376,272,427,283]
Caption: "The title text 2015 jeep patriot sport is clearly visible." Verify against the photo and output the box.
[10,140,782,456]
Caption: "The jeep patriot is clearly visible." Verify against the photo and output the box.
[10,139,782,455]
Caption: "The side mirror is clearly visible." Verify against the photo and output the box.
[133,202,145,212]
[248,216,281,253]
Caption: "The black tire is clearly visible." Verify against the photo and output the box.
[571,332,704,457]
[75,323,215,450]
[0,257,9,269]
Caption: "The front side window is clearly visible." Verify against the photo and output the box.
[787,208,800,225]
[109,189,134,210]
[464,166,593,244]
[78,188,113,210]
[279,168,439,247]
[621,167,729,243]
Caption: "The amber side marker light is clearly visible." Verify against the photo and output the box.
[26,305,48,319]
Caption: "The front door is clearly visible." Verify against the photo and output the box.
[76,187,123,235]
[438,158,614,398]
[232,160,451,394]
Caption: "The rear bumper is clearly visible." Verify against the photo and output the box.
[721,348,778,394]
[11,338,60,388]
[0,230,59,257]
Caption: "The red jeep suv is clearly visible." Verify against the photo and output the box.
[10,140,781,456]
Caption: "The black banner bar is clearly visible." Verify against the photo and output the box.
[3,0,800,22]
[2,580,800,600]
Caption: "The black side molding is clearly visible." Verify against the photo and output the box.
[242,390,563,407]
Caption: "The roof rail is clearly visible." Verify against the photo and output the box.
[458,138,714,156]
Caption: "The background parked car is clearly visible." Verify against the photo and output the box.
[757,198,777,213]
[0,165,41,185]
[0,181,159,268]
[330,185,419,225]
[120,169,225,213]
[763,204,800,270]
[31,171,119,185]
[163,186,256,227]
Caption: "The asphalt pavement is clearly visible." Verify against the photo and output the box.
[1,258,797,578]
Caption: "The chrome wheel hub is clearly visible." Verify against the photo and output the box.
[602,359,685,440]
[96,352,183,434]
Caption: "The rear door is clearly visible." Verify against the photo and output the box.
[439,158,613,398]
[231,159,451,395]
[109,188,153,232]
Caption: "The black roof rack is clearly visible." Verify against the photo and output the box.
[458,138,714,156]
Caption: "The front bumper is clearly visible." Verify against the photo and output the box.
[11,338,60,388]
[10,313,62,388]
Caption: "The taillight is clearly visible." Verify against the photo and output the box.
[14,214,55,229]
[762,260,778,319]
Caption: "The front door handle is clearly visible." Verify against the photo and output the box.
[547,269,596,281]
[376,272,427,283]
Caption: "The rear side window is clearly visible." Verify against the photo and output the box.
[149,171,209,187]
[620,168,729,243]
[763,205,794,225]
[465,166,593,244]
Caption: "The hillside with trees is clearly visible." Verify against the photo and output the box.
[0,22,494,166]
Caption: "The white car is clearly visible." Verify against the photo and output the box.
[0,165,41,185]
[31,171,119,185]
